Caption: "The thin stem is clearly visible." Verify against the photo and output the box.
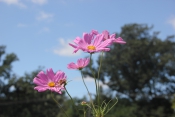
[89,53,98,101]
[65,87,79,115]
[83,107,86,117]
[97,52,104,107]
[84,111,86,117]
[50,92,69,117]
[65,87,75,106]
[104,97,118,115]
[80,70,96,112]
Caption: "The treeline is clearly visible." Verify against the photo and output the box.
[0,24,175,117]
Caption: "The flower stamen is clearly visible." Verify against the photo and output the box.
[48,82,55,87]
[87,45,96,50]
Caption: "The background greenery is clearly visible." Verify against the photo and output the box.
[0,24,175,117]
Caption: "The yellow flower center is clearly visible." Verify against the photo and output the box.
[87,45,96,50]
[48,82,55,87]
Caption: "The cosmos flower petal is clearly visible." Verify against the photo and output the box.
[47,68,55,81]
[91,30,98,35]
[93,34,104,47]
[102,30,110,40]
[97,39,113,48]
[37,71,49,82]
[33,77,47,86]
[58,72,66,80]
[83,33,91,44]
[113,37,126,44]
[77,58,84,67]
[74,37,81,44]
[67,63,78,69]
[34,86,48,92]
[84,58,90,66]
[69,43,77,48]
[96,48,110,52]
[110,34,116,38]
[78,40,88,49]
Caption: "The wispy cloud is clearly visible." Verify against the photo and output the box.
[17,23,27,27]
[0,0,26,8]
[38,27,50,33]
[53,38,81,56]
[64,22,75,27]
[168,16,175,30]
[31,0,47,5]
[36,11,54,22]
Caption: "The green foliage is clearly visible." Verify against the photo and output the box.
[0,45,18,79]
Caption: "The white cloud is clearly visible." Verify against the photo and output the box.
[64,23,74,27]
[0,0,26,8]
[31,0,47,5]
[168,16,175,30]
[53,38,81,56]
[38,27,50,33]
[17,23,27,27]
[36,11,54,22]
[58,0,67,4]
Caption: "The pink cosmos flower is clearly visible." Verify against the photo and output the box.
[102,30,126,44]
[33,68,67,94]
[67,58,90,70]
[78,33,113,53]
[69,30,126,54]
[69,32,113,53]
[69,30,99,53]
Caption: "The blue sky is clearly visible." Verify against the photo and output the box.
[0,0,175,98]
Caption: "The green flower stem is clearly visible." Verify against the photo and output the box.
[80,70,96,112]
[50,92,69,117]
[97,52,104,108]
[65,87,79,115]
[83,107,86,117]
[89,53,98,102]
[104,98,118,115]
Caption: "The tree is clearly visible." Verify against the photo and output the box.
[0,45,18,79]
[90,24,175,100]
[0,45,18,95]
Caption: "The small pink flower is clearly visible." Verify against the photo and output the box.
[67,58,90,70]
[33,68,67,94]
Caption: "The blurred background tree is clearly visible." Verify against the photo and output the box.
[0,45,18,92]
